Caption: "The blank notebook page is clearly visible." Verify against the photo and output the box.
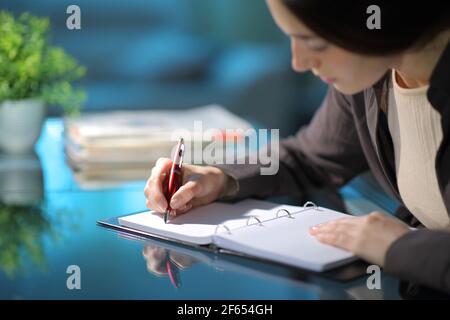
[213,207,357,272]
[118,199,300,245]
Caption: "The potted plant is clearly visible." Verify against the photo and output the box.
[0,11,86,154]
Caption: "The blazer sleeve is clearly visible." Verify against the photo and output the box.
[215,86,369,199]
[385,229,450,294]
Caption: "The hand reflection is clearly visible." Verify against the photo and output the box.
[142,244,196,288]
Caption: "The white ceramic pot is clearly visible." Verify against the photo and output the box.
[0,152,43,205]
[0,99,46,154]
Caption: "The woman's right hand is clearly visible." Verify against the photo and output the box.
[142,245,196,276]
[144,158,228,217]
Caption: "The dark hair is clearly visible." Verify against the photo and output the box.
[281,0,450,55]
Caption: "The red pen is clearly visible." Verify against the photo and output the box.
[164,138,184,223]
[166,256,181,288]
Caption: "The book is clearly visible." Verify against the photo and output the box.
[65,104,252,148]
[106,227,367,287]
[64,104,253,185]
[116,199,358,272]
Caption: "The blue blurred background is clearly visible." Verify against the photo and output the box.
[0,2,401,299]
[2,0,327,137]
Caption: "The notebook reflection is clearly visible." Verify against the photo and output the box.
[142,244,196,288]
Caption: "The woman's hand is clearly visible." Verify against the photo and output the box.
[142,245,169,276]
[309,211,410,267]
[144,157,228,217]
[142,245,195,276]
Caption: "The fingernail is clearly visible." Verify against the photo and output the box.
[309,224,323,234]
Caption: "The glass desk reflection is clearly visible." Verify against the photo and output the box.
[0,119,401,299]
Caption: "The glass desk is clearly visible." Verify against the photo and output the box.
[0,119,401,299]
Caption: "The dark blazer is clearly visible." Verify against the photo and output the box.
[217,41,450,296]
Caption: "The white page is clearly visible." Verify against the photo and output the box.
[213,207,357,272]
[118,199,300,245]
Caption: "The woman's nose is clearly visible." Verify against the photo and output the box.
[292,55,310,72]
[291,39,319,73]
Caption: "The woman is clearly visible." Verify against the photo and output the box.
[144,0,450,296]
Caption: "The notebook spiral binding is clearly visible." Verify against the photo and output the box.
[246,216,263,226]
[214,201,321,235]
[214,224,232,235]
[276,209,293,218]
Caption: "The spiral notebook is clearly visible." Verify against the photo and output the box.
[116,199,358,272]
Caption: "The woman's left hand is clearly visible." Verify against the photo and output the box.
[309,211,410,267]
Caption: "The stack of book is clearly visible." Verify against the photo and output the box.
[64,105,253,187]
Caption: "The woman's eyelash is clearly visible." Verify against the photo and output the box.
[307,42,328,51]
[291,35,328,52]
[304,39,328,51]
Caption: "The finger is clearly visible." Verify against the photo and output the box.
[314,231,353,251]
[146,262,168,276]
[145,158,170,187]
[144,178,167,211]
[171,202,193,217]
[146,193,166,213]
[142,247,169,276]
[169,181,202,210]
[309,217,357,235]
[147,158,172,188]
[142,246,166,260]
[144,158,172,211]
[145,198,158,212]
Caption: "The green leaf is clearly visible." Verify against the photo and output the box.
[0,11,86,114]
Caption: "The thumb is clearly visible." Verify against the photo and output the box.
[169,180,202,210]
